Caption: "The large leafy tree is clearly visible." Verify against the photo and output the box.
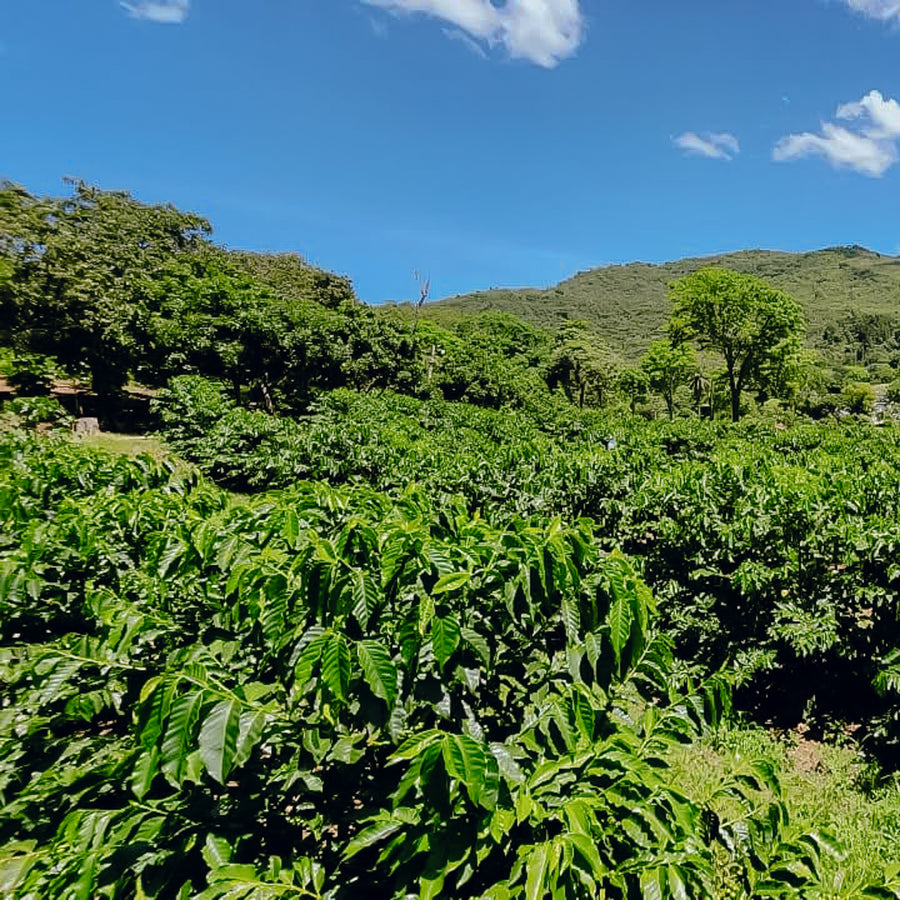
[668,268,806,421]
[402,315,552,410]
[617,367,649,413]
[0,179,211,393]
[641,339,696,419]
[548,321,619,408]
[228,249,357,310]
[135,252,291,405]
[454,310,553,369]
[136,252,421,410]
[0,181,421,407]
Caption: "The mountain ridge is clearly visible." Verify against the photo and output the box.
[424,246,900,358]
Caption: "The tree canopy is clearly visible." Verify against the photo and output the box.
[641,339,696,420]
[668,267,806,420]
[548,322,619,408]
[0,179,211,393]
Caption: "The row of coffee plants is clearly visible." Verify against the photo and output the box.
[2,426,890,897]
[155,378,900,764]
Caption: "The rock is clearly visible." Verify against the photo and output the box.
[73,417,101,437]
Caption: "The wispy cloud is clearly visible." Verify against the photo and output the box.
[362,0,584,68]
[674,131,740,160]
[369,16,390,40]
[773,90,900,177]
[121,1,190,24]
[442,28,489,60]
[841,0,900,23]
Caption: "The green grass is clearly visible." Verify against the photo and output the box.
[77,432,169,459]
[422,246,900,359]
[669,723,900,896]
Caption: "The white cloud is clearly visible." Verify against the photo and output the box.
[674,131,740,160]
[836,90,900,138]
[362,0,584,68]
[774,125,896,177]
[442,28,489,59]
[842,0,900,23]
[121,1,190,24]
[774,90,900,177]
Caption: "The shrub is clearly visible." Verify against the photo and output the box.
[842,381,876,414]
[3,396,73,429]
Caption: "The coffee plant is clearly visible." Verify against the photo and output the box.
[1,429,880,897]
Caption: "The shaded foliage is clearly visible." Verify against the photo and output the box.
[1,430,868,897]
[155,385,900,768]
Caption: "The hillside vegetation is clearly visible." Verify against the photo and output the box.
[428,246,900,358]
[5,179,900,897]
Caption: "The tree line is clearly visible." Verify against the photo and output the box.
[0,178,881,422]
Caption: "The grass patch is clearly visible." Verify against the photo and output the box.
[669,723,900,895]
[77,432,169,459]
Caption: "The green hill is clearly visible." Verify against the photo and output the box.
[426,246,900,358]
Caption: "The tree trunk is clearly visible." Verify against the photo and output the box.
[729,373,741,421]
[260,375,275,414]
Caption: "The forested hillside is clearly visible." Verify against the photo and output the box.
[4,179,900,898]
[428,247,900,358]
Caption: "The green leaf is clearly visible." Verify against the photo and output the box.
[608,591,633,669]
[138,676,176,751]
[420,871,446,900]
[524,842,551,900]
[344,816,403,859]
[432,615,461,669]
[357,639,398,708]
[427,547,456,576]
[490,808,516,843]
[418,592,436,636]
[198,699,241,784]
[351,570,380,629]
[666,865,689,900]
[561,596,580,644]
[157,538,186,578]
[130,747,160,800]
[461,626,491,667]
[202,834,233,869]
[260,574,289,644]
[322,632,351,702]
[805,828,846,861]
[432,571,471,595]
[281,508,300,547]
[293,628,328,689]
[225,562,250,598]
[489,742,525,785]
[161,691,204,786]
[564,832,606,882]
[640,867,667,900]
[0,842,38,895]
[233,710,268,769]
[442,733,487,795]
[392,730,443,761]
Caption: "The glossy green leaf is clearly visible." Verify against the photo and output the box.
[161,691,204,785]
[432,615,461,669]
[357,639,398,708]
[322,631,351,701]
[198,699,241,784]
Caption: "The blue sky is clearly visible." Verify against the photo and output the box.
[1,1,899,303]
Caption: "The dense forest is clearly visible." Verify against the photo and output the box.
[3,180,900,898]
